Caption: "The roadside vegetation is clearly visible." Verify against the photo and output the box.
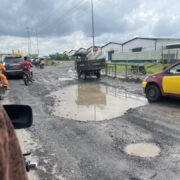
[46,60,61,66]
[45,52,75,66]
[47,52,75,61]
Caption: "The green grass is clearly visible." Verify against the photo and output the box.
[107,62,169,75]
[46,60,61,66]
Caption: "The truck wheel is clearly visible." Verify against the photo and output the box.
[145,84,161,102]
[82,72,86,80]
[96,72,100,79]
[78,72,81,79]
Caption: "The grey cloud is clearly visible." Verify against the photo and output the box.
[0,0,180,39]
[152,15,180,37]
[0,0,142,37]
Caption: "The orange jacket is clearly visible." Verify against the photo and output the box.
[0,64,6,72]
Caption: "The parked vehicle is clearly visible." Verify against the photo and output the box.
[142,61,180,102]
[74,52,106,80]
[32,59,40,67]
[2,56,23,76]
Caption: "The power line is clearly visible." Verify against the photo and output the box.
[37,0,88,35]
[36,1,71,32]
[33,0,103,54]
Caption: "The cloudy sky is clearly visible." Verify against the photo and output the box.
[1,0,180,55]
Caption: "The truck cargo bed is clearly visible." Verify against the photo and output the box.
[76,58,105,72]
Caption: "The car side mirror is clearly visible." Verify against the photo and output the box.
[3,105,33,129]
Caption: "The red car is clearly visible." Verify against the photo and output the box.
[142,61,180,102]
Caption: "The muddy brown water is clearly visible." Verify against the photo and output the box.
[50,83,147,121]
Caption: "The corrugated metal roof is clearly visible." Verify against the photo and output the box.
[101,42,122,48]
[123,37,180,45]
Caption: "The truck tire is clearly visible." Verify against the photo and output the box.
[96,72,100,79]
[82,72,87,80]
[78,72,81,79]
[145,84,161,102]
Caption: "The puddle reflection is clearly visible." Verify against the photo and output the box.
[50,83,147,121]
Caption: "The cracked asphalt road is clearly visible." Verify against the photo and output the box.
[4,62,180,180]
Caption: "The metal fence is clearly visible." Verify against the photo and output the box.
[102,64,147,81]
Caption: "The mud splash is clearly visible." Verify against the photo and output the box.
[125,143,160,158]
[50,83,147,121]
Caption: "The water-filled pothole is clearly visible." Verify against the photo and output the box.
[50,83,147,121]
[125,143,160,158]
[58,77,74,81]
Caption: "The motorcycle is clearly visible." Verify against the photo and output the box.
[39,60,45,69]
[23,70,33,86]
[0,81,8,100]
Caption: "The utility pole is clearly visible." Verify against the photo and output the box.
[91,0,95,53]
[26,27,31,56]
[35,30,39,57]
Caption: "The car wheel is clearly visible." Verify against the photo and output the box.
[145,84,161,102]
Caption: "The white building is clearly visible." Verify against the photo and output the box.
[63,51,68,55]
[101,42,122,60]
[76,48,87,54]
[68,49,76,56]
[112,37,180,62]
[122,37,180,52]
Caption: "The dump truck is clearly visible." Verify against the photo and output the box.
[74,51,106,80]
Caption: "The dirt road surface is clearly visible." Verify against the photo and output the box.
[3,62,180,180]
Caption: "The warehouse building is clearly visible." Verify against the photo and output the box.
[112,37,180,62]
[101,42,122,61]
[122,37,180,52]
[68,37,180,62]
[68,49,76,56]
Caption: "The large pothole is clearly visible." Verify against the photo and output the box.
[49,83,147,121]
[125,143,160,158]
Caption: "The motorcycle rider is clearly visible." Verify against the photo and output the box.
[39,58,45,67]
[21,56,34,81]
[0,63,10,89]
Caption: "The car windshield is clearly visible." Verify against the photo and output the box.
[170,64,180,74]
[4,57,23,64]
